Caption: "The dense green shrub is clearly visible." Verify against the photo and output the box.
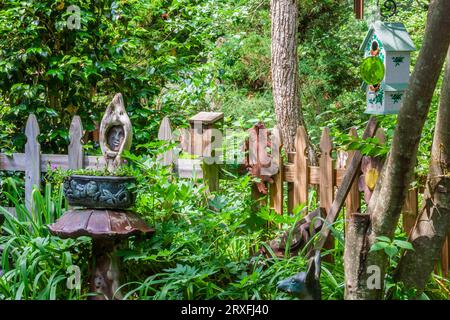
[0,0,244,153]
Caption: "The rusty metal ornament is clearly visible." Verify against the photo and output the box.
[99,93,132,172]
[259,208,325,259]
[243,122,274,194]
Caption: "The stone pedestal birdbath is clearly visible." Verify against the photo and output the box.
[48,93,154,300]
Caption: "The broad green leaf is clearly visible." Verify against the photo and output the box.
[384,245,398,258]
[369,241,389,252]
[376,236,391,243]
[393,240,414,251]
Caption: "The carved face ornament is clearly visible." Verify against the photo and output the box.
[107,125,125,152]
[99,93,132,171]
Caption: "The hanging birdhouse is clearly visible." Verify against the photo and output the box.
[360,21,416,115]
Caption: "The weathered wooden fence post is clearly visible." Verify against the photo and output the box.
[319,127,335,259]
[188,112,223,193]
[287,152,295,214]
[344,127,360,232]
[157,116,174,167]
[293,126,309,212]
[24,114,41,211]
[269,127,283,215]
[202,127,220,192]
[68,116,84,170]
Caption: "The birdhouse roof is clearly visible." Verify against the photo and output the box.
[360,21,416,52]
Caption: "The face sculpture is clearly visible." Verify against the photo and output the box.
[107,125,125,152]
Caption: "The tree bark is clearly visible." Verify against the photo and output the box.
[344,213,371,299]
[345,0,450,299]
[394,47,450,293]
[270,0,316,163]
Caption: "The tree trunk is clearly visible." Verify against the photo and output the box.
[344,213,371,299]
[394,47,450,293]
[270,0,316,163]
[345,0,450,299]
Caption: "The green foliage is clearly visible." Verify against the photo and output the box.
[337,134,389,157]
[369,236,414,259]
[0,183,90,300]
[0,0,245,153]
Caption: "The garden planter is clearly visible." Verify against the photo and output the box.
[63,175,136,209]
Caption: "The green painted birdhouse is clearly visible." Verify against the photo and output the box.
[360,21,416,115]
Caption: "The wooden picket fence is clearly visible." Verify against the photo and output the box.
[158,114,448,276]
[0,114,107,212]
[0,112,448,276]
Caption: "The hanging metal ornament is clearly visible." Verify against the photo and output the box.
[377,0,397,18]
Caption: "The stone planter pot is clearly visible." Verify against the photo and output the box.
[63,175,136,209]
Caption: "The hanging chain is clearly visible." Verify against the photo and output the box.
[376,0,429,19]
[377,0,397,19]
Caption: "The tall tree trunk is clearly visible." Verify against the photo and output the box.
[394,47,450,293]
[344,0,450,299]
[270,0,316,163]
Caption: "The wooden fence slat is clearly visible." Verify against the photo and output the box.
[24,114,41,211]
[190,121,203,156]
[402,188,418,236]
[375,127,386,144]
[345,128,360,231]
[287,152,295,214]
[284,164,350,185]
[319,127,335,258]
[202,128,219,193]
[319,127,334,213]
[68,116,84,169]
[441,238,449,278]
[293,127,309,212]
[0,153,26,171]
[179,128,190,153]
[158,116,174,166]
[269,127,283,215]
